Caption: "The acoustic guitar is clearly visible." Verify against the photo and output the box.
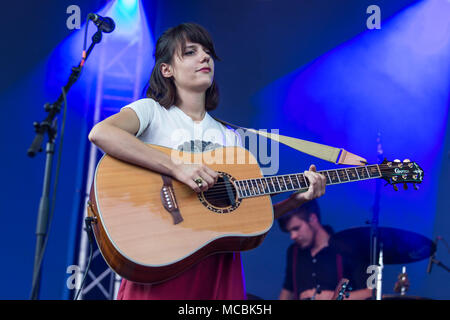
[87,144,423,283]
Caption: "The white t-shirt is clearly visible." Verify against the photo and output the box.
[121,98,242,152]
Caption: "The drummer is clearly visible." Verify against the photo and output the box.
[278,199,373,300]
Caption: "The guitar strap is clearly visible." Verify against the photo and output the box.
[214,117,367,166]
[293,244,299,299]
[336,254,343,281]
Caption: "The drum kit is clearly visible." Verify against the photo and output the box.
[248,138,449,300]
[325,137,449,300]
[329,226,448,300]
[246,226,447,301]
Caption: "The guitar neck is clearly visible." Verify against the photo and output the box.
[235,164,382,199]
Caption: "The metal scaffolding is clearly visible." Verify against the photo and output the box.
[75,22,146,300]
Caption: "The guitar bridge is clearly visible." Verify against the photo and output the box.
[161,175,183,224]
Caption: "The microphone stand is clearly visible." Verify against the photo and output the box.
[428,238,450,274]
[28,29,103,300]
[370,132,383,300]
[430,258,450,273]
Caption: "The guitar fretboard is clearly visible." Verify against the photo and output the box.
[235,165,381,198]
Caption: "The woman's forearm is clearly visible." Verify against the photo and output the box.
[89,123,177,177]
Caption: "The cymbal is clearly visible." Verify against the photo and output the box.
[329,226,436,265]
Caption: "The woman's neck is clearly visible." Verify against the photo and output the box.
[310,227,330,257]
[175,88,206,122]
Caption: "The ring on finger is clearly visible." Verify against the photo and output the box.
[194,177,203,187]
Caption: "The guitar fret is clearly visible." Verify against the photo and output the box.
[356,167,368,179]
[251,180,259,195]
[245,180,254,196]
[303,174,309,187]
[338,169,346,181]
[260,178,268,194]
[355,167,363,179]
[237,165,383,198]
[336,169,346,182]
[269,177,277,192]
[290,175,299,189]
[240,180,248,197]
[265,178,272,193]
[236,181,244,198]
[290,175,297,189]
[289,174,297,190]
[242,180,248,196]
[295,175,302,189]
[256,178,263,194]
[325,171,332,184]
[269,177,275,192]
[346,168,359,181]
[367,165,381,178]
[235,181,242,197]
[244,181,250,196]
[272,177,281,192]
[328,170,339,183]
[254,179,261,194]
[345,169,351,181]
[304,174,310,187]
[376,165,382,177]
[250,179,258,194]
[285,176,290,189]
[265,177,274,193]
[278,176,287,191]
[261,179,267,193]
[364,166,370,178]
[319,171,330,185]
[335,170,342,183]
[296,174,303,188]
[239,180,246,197]
[278,176,286,191]
[355,168,361,179]
[283,176,290,190]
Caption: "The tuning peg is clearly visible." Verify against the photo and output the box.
[403,183,408,190]
[394,159,403,167]
[413,183,419,191]
[393,184,398,191]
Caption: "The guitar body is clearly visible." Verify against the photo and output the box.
[88,144,273,284]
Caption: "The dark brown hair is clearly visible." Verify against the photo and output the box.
[145,23,220,111]
[278,199,321,233]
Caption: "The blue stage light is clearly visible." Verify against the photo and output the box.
[119,0,138,12]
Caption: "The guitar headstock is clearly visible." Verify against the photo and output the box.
[331,278,351,300]
[379,159,424,191]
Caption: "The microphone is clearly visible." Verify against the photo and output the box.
[427,237,438,274]
[88,13,115,33]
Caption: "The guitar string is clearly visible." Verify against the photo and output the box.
[194,166,417,185]
[197,168,417,190]
[192,172,417,200]
[196,169,418,193]
[197,168,412,189]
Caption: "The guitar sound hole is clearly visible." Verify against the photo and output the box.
[203,175,237,208]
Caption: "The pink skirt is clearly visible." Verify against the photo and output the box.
[116,252,247,300]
